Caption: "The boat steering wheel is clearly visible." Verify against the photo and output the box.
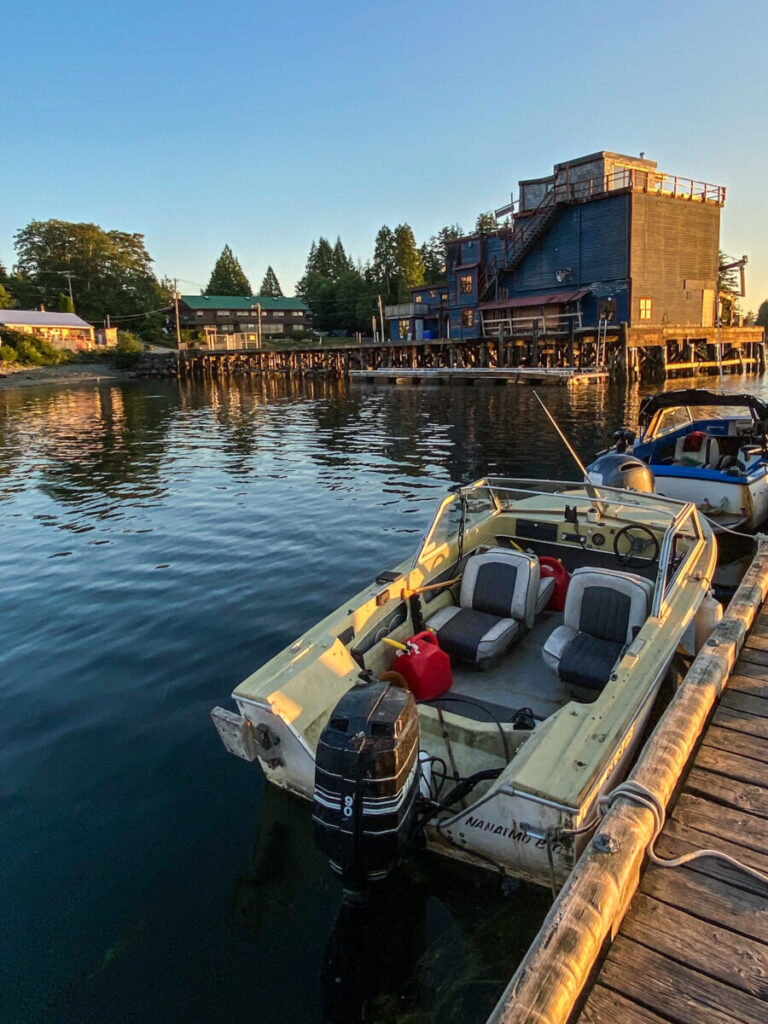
[613,525,659,569]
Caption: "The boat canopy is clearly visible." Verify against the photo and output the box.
[638,389,768,430]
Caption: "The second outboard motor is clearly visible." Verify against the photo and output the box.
[587,453,655,493]
[313,680,420,890]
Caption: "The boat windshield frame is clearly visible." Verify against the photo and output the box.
[411,477,704,617]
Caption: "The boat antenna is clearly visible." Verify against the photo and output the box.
[532,391,599,499]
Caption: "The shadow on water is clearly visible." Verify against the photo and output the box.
[229,788,551,1024]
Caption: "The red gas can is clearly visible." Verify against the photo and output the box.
[394,631,452,700]
[539,557,570,612]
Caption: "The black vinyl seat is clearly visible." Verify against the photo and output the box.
[427,548,544,666]
[542,567,654,694]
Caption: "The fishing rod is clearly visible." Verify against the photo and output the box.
[532,390,600,501]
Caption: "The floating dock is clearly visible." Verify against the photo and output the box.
[488,536,768,1024]
[349,367,609,387]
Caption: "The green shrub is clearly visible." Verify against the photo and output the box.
[116,331,145,354]
[0,344,18,363]
[0,328,71,366]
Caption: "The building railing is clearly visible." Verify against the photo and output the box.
[479,311,584,337]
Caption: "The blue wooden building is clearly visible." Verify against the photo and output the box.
[444,151,726,341]
[385,283,448,341]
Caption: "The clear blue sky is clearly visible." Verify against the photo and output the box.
[3,0,768,310]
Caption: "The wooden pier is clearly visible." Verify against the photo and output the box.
[487,537,768,1024]
[176,325,764,385]
[349,367,609,387]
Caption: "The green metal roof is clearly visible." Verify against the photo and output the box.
[181,295,310,312]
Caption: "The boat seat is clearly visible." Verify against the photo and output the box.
[674,432,720,468]
[427,548,541,666]
[542,567,654,694]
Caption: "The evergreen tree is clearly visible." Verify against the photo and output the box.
[475,211,497,235]
[259,266,283,297]
[0,284,16,309]
[393,223,424,302]
[205,244,252,296]
[756,300,768,331]
[372,226,398,305]
[59,292,75,313]
[332,237,353,279]
[421,224,463,285]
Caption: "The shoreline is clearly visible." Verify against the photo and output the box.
[0,360,133,390]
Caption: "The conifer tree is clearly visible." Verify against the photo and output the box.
[393,223,425,302]
[205,244,252,296]
[475,211,497,235]
[59,292,75,313]
[372,226,398,305]
[259,266,283,297]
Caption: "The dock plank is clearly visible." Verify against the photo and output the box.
[711,705,768,742]
[620,892,768,999]
[685,766,768,818]
[718,688,768,719]
[577,984,673,1024]
[596,936,768,1024]
[693,745,768,790]
[639,865,768,942]
[656,820,768,897]
[702,723,768,763]
[669,792,768,854]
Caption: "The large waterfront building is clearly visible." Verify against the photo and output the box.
[442,151,727,340]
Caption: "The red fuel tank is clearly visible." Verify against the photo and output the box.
[539,557,570,612]
[393,631,452,701]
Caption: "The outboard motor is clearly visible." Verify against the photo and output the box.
[587,453,655,493]
[313,680,420,890]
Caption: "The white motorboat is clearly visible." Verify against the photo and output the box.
[595,388,768,529]
[213,476,720,890]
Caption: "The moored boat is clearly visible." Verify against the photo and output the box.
[594,388,768,529]
[212,477,719,890]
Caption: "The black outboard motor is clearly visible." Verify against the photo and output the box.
[586,452,655,493]
[313,681,420,890]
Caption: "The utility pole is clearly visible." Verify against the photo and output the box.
[378,294,386,344]
[257,303,262,349]
[53,270,76,308]
[173,279,182,350]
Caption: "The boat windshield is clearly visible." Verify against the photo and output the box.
[650,403,757,439]
[412,478,704,616]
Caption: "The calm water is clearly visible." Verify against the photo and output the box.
[0,372,762,1023]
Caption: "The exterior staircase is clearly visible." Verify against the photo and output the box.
[479,188,561,301]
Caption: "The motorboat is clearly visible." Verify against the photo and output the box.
[595,388,768,530]
[212,476,720,891]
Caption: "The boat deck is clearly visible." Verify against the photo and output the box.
[446,610,570,720]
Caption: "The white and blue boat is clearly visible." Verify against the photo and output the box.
[597,389,768,530]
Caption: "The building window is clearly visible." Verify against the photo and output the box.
[272,311,284,318]
[414,295,423,303]
[195,311,204,317]
[441,293,448,301]
[216,311,230,317]
[460,274,473,294]
[461,309,474,328]
[398,319,411,339]
[292,311,303,317]
[639,297,652,320]
[429,290,436,298]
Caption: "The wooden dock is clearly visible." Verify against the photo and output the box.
[349,367,609,387]
[488,537,768,1024]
